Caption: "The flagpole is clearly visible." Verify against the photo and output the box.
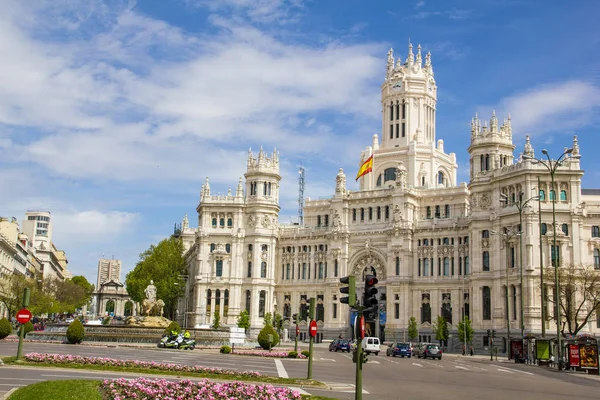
[370,151,374,190]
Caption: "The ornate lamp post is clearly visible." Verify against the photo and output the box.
[492,227,519,360]
[523,147,579,370]
[500,190,539,349]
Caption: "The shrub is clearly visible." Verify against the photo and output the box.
[220,345,231,354]
[287,351,298,358]
[163,321,181,336]
[301,350,310,357]
[0,317,11,339]
[23,321,34,337]
[102,317,111,325]
[66,319,85,344]
[257,324,280,350]
[212,311,221,329]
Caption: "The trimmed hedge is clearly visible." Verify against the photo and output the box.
[257,324,280,350]
[0,317,11,339]
[287,351,298,358]
[301,350,310,357]
[66,319,85,344]
[220,345,232,354]
[23,321,34,337]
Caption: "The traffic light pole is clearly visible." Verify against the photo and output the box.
[355,308,364,400]
[16,288,30,360]
[294,314,299,353]
[307,298,315,380]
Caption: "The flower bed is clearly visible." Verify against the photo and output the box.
[24,353,261,377]
[100,377,302,400]
[232,350,307,359]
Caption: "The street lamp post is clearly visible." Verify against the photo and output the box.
[501,189,539,357]
[492,227,519,360]
[524,148,578,370]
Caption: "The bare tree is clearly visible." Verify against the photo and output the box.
[542,264,600,336]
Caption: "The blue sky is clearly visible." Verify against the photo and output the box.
[1,0,599,286]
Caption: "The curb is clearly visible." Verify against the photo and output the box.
[1,388,18,400]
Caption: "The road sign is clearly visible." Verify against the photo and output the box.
[16,309,32,324]
[359,315,365,339]
[296,325,300,336]
[309,320,317,338]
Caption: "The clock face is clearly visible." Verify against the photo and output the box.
[428,83,434,93]
[391,81,402,91]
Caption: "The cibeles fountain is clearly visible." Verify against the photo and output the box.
[125,280,171,328]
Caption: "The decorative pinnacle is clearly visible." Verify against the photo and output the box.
[572,135,580,156]
[416,44,422,66]
[407,41,414,65]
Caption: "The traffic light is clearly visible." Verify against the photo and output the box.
[492,330,496,338]
[340,276,356,307]
[363,274,378,311]
[487,329,491,337]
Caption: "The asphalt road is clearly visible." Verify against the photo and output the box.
[1,341,599,400]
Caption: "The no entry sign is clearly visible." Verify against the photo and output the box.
[16,309,32,324]
[309,320,317,338]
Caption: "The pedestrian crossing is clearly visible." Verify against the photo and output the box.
[324,382,369,394]
[379,356,535,376]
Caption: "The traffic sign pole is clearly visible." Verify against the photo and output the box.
[16,288,31,360]
[294,314,299,353]
[307,297,315,380]
[355,309,364,400]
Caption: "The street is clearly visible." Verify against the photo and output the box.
[1,341,599,399]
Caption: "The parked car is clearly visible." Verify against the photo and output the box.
[362,337,381,355]
[386,342,412,358]
[329,339,351,352]
[414,343,442,360]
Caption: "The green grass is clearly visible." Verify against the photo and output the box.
[1,357,327,389]
[7,380,102,400]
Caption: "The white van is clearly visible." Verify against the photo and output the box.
[362,337,381,355]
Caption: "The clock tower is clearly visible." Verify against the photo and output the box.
[381,43,437,149]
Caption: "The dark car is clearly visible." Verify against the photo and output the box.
[329,339,351,352]
[386,342,412,358]
[414,343,442,360]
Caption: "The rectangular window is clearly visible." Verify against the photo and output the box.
[395,257,400,275]
[333,303,338,319]
[247,262,252,278]
[395,123,399,138]
[483,337,489,347]
[593,226,600,238]
[216,260,223,277]
[402,102,406,119]
[334,259,339,277]
[395,303,400,319]
[402,122,406,137]
[390,125,393,139]
[551,245,561,266]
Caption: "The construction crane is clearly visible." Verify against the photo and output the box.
[298,166,305,226]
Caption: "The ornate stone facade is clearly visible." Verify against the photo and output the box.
[180,44,600,348]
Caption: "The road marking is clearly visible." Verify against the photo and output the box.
[318,358,337,362]
[0,384,28,387]
[326,383,369,394]
[495,366,534,375]
[274,359,288,378]
[287,387,310,395]
[368,360,380,364]
[455,365,470,371]
[497,368,514,374]
[412,363,423,367]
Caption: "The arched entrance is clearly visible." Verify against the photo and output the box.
[105,300,115,315]
[124,301,133,317]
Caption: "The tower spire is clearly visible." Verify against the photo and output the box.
[407,41,414,67]
[416,44,422,68]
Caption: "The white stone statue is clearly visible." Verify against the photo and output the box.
[144,280,157,303]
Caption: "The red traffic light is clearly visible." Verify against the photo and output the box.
[365,275,378,286]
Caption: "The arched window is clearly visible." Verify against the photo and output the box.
[423,258,430,276]
[245,290,251,313]
[539,190,545,201]
[550,190,556,201]
[426,206,431,219]
[262,244,268,252]
[422,176,426,186]
[224,290,229,316]
[105,300,115,314]
[216,259,223,277]
[482,230,490,238]
[207,289,212,315]
[219,218,225,227]
[210,243,215,252]
[360,208,365,221]
[438,171,445,185]
[594,249,600,269]
[562,224,569,236]
[385,206,390,219]
[258,291,266,317]
[482,286,491,320]
[368,207,373,220]
[225,244,231,253]
[444,204,450,217]
[352,209,357,222]
[443,257,449,276]
[215,289,221,315]
[124,301,133,317]
[383,168,396,182]
[318,262,324,279]
[376,174,382,187]
[560,190,567,201]
[435,205,441,218]
[227,218,233,227]
[212,218,217,227]
[482,251,490,271]
[261,262,267,278]
[541,223,547,235]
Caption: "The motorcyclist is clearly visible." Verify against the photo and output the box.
[169,330,178,341]
[184,330,191,339]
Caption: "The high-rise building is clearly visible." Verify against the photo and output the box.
[178,43,600,349]
[96,258,122,288]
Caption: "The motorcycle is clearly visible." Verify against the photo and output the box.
[157,333,196,350]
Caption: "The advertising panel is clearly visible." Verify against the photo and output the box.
[536,340,550,360]
[568,344,580,368]
[510,340,523,359]
[579,344,599,369]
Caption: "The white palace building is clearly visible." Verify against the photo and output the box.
[178,43,600,350]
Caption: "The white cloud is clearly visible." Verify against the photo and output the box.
[499,81,600,137]
[52,210,139,245]
[190,0,304,24]
[415,1,426,9]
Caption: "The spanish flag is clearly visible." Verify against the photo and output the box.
[355,155,373,181]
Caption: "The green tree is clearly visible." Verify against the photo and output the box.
[212,310,221,329]
[125,236,186,319]
[263,312,272,326]
[257,324,280,350]
[70,276,94,306]
[0,274,36,318]
[433,315,449,350]
[407,316,418,341]
[237,310,250,331]
[457,317,474,346]
[273,313,283,335]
